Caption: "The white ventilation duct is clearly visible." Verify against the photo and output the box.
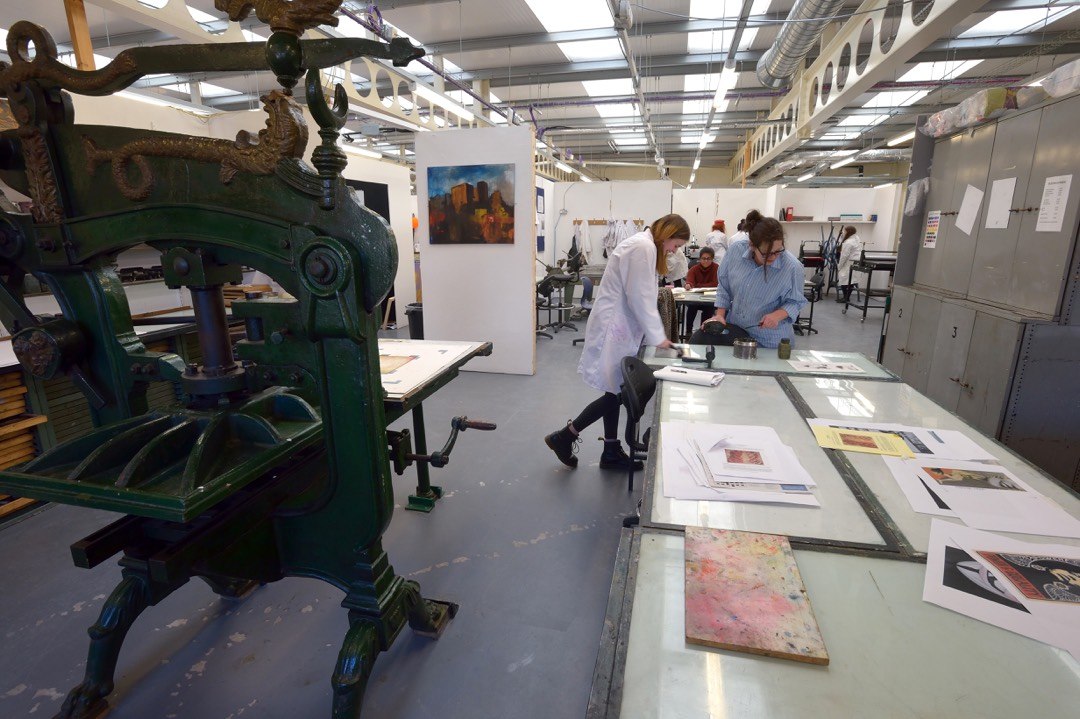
[756,0,847,89]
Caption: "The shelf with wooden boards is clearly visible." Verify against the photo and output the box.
[0,369,46,521]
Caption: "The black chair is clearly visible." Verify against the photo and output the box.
[619,356,657,492]
[572,276,594,346]
[535,276,555,340]
[687,322,750,347]
[795,270,824,335]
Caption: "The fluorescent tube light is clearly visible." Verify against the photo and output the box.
[797,172,814,182]
[340,143,382,160]
[692,158,701,170]
[887,130,916,147]
[414,84,475,122]
[830,156,857,170]
[555,161,574,173]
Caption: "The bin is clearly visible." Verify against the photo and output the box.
[405,302,423,340]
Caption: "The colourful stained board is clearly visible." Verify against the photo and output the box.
[684,526,829,665]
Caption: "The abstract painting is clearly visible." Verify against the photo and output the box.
[428,163,515,244]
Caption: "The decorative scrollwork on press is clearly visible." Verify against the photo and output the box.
[19,128,63,223]
[83,91,308,202]
[0,22,137,96]
[215,0,343,35]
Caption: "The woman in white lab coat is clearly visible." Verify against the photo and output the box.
[545,214,689,471]
[836,225,864,302]
[704,219,728,264]
[662,246,689,286]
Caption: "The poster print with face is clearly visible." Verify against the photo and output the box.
[428,163,516,244]
[976,552,1080,604]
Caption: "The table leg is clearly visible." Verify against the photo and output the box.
[406,403,442,512]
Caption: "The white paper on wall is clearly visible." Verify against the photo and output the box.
[1035,174,1073,232]
[984,178,1016,229]
[923,210,940,248]
[955,185,983,236]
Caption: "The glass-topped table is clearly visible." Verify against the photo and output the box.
[606,529,1080,719]
[640,345,897,380]
[643,376,890,550]
[786,376,1080,555]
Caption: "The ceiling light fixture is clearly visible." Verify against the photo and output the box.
[797,172,814,182]
[830,156,857,170]
[887,130,917,147]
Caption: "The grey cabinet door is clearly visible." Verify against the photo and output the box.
[901,293,942,393]
[925,301,976,411]
[1010,93,1080,316]
[883,286,916,375]
[968,109,1041,305]
[956,313,1022,437]
[940,123,996,296]
[915,133,962,290]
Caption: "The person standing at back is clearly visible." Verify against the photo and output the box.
[706,213,807,348]
[544,214,689,470]
[729,217,749,244]
[704,219,728,264]
[835,225,864,303]
[683,246,719,335]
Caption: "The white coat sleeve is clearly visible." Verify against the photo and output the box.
[622,242,667,346]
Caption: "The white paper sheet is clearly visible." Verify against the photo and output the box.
[660,421,820,506]
[883,456,956,518]
[923,210,940,248]
[1035,174,1073,233]
[914,460,1080,539]
[950,523,1080,660]
[984,177,1017,229]
[378,339,481,399]
[923,520,1067,654]
[654,366,725,386]
[805,419,995,461]
[955,184,984,236]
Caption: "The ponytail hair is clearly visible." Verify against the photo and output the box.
[744,209,764,236]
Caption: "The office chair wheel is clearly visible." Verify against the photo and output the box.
[842,307,847,315]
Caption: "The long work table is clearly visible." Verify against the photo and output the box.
[590,348,1080,718]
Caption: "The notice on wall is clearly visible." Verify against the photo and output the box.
[1036,174,1073,232]
[955,184,983,236]
[923,210,941,248]
[984,177,1016,230]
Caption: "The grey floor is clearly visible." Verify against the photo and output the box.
[0,293,883,719]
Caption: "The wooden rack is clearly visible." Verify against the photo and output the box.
[0,369,47,521]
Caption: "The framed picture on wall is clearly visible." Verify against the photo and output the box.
[428,163,516,244]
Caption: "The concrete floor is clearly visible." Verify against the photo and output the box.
[0,295,881,719]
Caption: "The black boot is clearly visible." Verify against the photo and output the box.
[545,422,580,468]
[599,440,644,471]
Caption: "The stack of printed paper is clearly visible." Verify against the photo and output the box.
[807,419,992,460]
[661,421,819,507]
[924,520,1080,660]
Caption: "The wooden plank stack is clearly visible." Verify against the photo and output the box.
[0,369,47,520]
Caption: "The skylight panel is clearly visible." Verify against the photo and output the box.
[960,7,1078,37]
[686,0,771,54]
[558,39,624,62]
[838,114,888,127]
[898,60,982,83]
[583,79,634,97]
[199,82,241,98]
[683,73,720,115]
[862,90,929,109]
[595,103,639,119]
[613,135,649,147]
[522,0,614,33]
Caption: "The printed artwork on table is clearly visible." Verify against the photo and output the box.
[428,163,515,244]
[943,545,1029,612]
[923,466,1024,491]
[379,355,417,374]
[976,552,1080,604]
[838,432,878,449]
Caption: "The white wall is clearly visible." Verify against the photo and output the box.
[672,187,778,242]
[550,180,672,265]
[535,176,555,275]
[416,126,536,375]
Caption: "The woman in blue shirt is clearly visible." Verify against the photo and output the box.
[705,213,807,348]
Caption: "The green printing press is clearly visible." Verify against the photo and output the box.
[0,3,491,717]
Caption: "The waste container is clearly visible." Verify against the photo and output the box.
[405,302,423,339]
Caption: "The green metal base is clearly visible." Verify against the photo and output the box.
[406,485,442,513]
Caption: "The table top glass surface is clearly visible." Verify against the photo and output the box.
[641,346,895,379]
[647,376,885,545]
[787,376,1080,554]
[620,531,1080,719]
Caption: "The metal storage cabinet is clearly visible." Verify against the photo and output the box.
[914,133,963,291]
[1001,324,1080,486]
[901,293,942,393]
[882,286,916,375]
[924,302,976,412]
[968,109,1042,305]
[955,311,1023,436]
[1010,93,1080,317]
[939,123,996,296]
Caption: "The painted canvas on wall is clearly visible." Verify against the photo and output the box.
[428,163,515,244]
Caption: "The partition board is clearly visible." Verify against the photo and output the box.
[416,126,536,375]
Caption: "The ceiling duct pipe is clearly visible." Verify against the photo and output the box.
[756,0,847,89]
